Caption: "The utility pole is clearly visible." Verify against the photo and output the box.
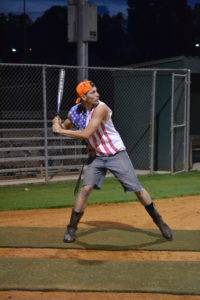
[23,0,27,62]
[68,0,97,82]
[77,0,88,81]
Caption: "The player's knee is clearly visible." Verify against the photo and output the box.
[81,185,94,197]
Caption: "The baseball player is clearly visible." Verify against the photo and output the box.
[52,80,173,243]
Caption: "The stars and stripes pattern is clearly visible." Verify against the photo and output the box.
[69,104,87,130]
[69,101,126,156]
[87,102,126,156]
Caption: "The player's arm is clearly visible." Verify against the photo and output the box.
[52,104,109,139]
[61,112,73,129]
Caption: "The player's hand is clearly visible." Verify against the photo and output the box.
[52,116,62,133]
[52,115,61,124]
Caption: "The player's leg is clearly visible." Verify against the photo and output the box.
[64,184,94,243]
[64,156,106,243]
[107,151,173,240]
[135,189,173,240]
[74,184,94,212]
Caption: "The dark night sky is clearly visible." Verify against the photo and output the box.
[1,0,200,21]
[0,0,127,20]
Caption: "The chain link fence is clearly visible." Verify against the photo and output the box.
[0,63,190,182]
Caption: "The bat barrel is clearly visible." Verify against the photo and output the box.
[57,68,65,115]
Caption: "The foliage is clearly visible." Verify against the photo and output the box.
[1,1,200,65]
[127,0,194,60]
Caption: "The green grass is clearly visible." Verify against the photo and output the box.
[0,171,199,211]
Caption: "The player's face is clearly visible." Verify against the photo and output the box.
[84,87,99,106]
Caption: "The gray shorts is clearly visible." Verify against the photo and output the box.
[83,150,143,192]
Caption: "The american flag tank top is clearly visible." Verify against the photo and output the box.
[86,101,126,156]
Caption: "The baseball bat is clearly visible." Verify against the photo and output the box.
[56,68,65,116]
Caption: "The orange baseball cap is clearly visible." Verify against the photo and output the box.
[75,80,95,104]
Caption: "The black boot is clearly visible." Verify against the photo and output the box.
[145,203,173,240]
[63,209,84,243]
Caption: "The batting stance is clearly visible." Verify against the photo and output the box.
[52,80,173,243]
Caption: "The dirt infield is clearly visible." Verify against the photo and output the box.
[0,195,200,300]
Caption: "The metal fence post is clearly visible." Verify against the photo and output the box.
[171,74,175,173]
[42,66,49,182]
[186,69,191,171]
[149,70,157,173]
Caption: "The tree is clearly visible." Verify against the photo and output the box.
[192,4,200,55]
[29,6,76,65]
[0,13,32,62]
[90,12,128,66]
[2,1,199,65]
[127,0,193,61]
